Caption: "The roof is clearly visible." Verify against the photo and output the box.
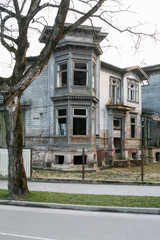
[39,23,108,44]
[143,64,160,74]
[101,61,149,81]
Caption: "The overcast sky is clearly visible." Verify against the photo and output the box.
[1,0,160,76]
[100,0,160,68]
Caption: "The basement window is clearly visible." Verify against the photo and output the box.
[74,156,86,165]
[73,109,87,135]
[73,62,88,86]
[56,156,64,164]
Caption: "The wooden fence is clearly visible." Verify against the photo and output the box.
[0,148,31,178]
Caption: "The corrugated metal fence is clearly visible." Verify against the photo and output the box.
[0,148,31,178]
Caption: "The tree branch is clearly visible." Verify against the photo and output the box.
[0,15,17,54]
[0,6,16,18]
[14,0,70,93]
[13,0,20,16]
[62,0,105,35]
[26,3,60,24]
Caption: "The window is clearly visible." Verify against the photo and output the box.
[92,64,96,90]
[131,117,136,138]
[128,79,138,102]
[113,118,121,129]
[57,109,67,135]
[55,156,64,164]
[74,156,86,165]
[57,63,67,87]
[73,62,88,86]
[73,108,87,135]
[109,77,121,104]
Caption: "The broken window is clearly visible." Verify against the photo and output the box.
[73,62,88,86]
[131,117,136,138]
[57,63,67,87]
[109,77,121,104]
[128,79,138,102]
[73,109,87,135]
[57,109,67,135]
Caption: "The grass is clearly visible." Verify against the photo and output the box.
[33,162,160,182]
[0,189,160,208]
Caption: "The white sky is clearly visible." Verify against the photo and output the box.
[100,0,160,68]
[1,0,160,76]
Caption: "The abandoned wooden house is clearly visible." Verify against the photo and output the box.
[0,25,149,168]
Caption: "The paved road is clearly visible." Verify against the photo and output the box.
[0,205,160,240]
[1,180,160,196]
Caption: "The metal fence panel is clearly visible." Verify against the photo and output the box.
[0,148,31,178]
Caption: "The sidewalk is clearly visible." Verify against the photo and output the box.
[1,179,160,215]
[1,179,160,196]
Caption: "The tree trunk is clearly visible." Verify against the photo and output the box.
[4,95,29,199]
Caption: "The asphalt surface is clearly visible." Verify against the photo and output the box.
[1,205,160,240]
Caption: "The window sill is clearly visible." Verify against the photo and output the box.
[127,100,139,104]
[55,86,68,89]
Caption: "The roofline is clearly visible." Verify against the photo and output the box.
[101,62,149,81]
[142,64,160,73]
[101,61,125,74]
[125,66,149,81]
[39,23,108,43]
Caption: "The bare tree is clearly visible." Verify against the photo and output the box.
[0,0,157,198]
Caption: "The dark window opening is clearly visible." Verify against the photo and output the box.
[114,119,120,128]
[74,109,86,115]
[74,155,86,165]
[74,62,87,86]
[131,125,135,138]
[156,152,160,162]
[131,118,136,138]
[114,138,121,153]
[132,152,137,160]
[56,156,64,164]
[73,118,86,135]
[58,109,66,116]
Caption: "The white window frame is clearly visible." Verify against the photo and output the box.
[109,77,121,104]
[57,62,67,87]
[72,108,88,136]
[128,79,139,102]
[73,61,88,86]
[56,108,67,136]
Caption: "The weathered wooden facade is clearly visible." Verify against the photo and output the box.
[0,25,149,168]
[142,64,160,162]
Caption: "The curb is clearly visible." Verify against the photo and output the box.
[1,177,160,186]
[0,200,160,215]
